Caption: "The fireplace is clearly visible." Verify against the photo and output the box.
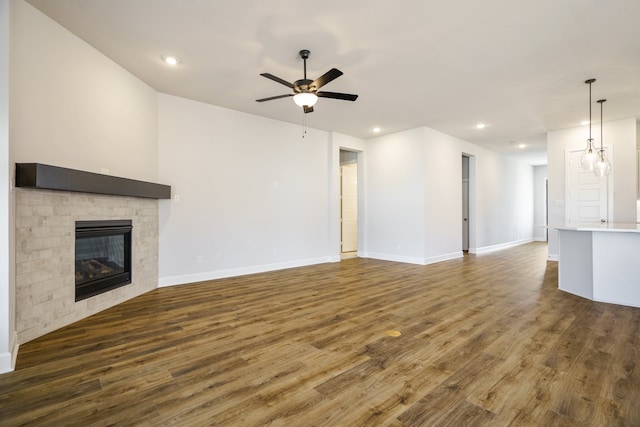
[15,164,168,343]
[75,220,133,301]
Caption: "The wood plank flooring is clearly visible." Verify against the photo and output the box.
[1,242,639,426]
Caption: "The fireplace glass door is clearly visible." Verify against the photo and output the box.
[75,220,132,301]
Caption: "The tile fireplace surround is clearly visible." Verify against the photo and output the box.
[15,165,169,344]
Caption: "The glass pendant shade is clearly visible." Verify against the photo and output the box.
[293,92,318,107]
[580,139,598,171]
[593,150,611,177]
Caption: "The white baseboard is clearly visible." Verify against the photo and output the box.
[361,252,426,265]
[470,238,534,255]
[547,254,558,261]
[159,256,334,287]
[423,251,464,265]
[594,297,640,309]
[0,331,18,374]
[361,251,463,266]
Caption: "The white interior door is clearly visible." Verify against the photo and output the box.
[341,163,358,253]
[566,150,608,223]
[462,155,470,251]
[462,179,469,251]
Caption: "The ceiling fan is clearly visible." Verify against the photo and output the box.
[256,49,358,113]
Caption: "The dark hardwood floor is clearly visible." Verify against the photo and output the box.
[1,242,639,426]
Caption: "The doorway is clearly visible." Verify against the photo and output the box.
[462,155,470,251]
[340,150,358,257]
[545,178,549,242]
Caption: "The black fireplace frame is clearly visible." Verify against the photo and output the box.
[75,220,132,301]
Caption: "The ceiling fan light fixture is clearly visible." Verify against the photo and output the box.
[293,92,318,108]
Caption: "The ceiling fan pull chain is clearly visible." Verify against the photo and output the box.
[302,111,307,138]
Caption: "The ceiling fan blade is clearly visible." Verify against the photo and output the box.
[311,68,343,90]
[317,91,358,101]
[260,73,294,89]
[256,94,293,102]
[303,105,314,114]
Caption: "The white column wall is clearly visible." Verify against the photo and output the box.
[0,0,14,374]
[157,94,333,286]
[364,128,427,263]
[423,127,465,262]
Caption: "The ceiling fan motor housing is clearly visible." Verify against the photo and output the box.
[294,79,315,93]
[299,49,310,60]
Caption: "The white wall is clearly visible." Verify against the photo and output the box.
[0,0,14,374]
[10,0,158,182]
[157,94,335,286]
[547,117,637,259]
[533,165,548,241]
[364,128,427,263]
[365,126,534,264]
[423,127,466,261]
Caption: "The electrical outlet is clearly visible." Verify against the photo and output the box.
[216,253,222,261]
[196,255,203,263]
[174,195,181,203]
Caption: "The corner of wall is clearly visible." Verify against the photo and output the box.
[0,330,17,374]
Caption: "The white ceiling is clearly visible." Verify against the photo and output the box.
[24,0,640,165]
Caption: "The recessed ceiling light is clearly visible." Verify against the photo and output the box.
[372,127,381,133]
[518,143,526,149]
[580,120,590,126]
[476,123,486,129]
[162,55,180,65]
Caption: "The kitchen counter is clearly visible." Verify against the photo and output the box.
[555,223,640,308]
[556,222,640,233]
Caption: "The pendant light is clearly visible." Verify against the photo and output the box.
[580,79,598,171]
[593,99,611,177]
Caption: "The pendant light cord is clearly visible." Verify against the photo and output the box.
[585,78,596,143]
[600,100,603,150]
[587,79,595,141]
[598,99,606,151]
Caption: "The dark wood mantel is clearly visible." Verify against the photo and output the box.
[15,163,171,199]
